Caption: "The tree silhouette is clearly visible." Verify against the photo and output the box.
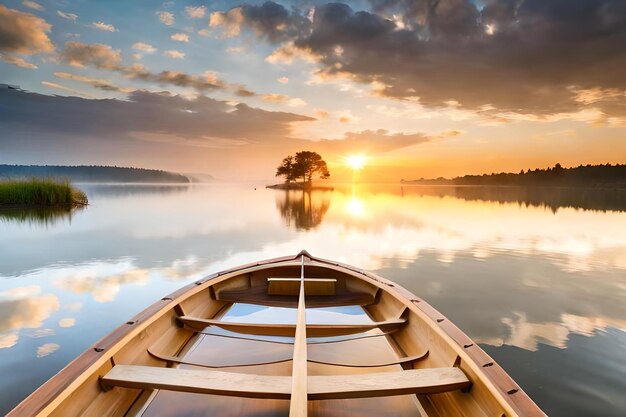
[275,151,330,185]
[275,156,296,183]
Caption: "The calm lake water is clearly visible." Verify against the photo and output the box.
[1,183,625,416]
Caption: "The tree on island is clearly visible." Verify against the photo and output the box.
[276,151,330,185]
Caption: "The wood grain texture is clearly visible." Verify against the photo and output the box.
[101,365,470,400]
[178,316,406,337]
[268,278,336,296]
[148,348,429,368]
[102,365,293,399]
[289,257,308,417]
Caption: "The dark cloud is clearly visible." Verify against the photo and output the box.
[240,1,310,42]
[210,1,310,42]
[0,4,53,56]
[0,85,313,143]
[216,0,626,118]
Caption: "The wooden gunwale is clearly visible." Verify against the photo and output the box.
[8,251,545,417]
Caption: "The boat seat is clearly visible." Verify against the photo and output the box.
[101,365,470,400]
[268,277,336,296]
[178,315,407,337]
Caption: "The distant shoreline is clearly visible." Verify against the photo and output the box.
[402,163,626,189]
[0,165,194,184]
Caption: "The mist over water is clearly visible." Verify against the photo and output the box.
[1,183,625,416]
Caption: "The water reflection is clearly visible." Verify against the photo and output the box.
[0,206,83,227]
[400,184,626,213]
[275,189,332,230]
[81,183,191,198]
[1,183,626,416]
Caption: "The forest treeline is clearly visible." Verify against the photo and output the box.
[404,163,626,188]
[0,165,190,183]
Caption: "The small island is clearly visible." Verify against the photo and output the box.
[266,151,333,190]
[0,178,88,209]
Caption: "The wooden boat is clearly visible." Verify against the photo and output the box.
[9,251,546,417]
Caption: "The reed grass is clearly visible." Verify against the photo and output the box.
[0,178,88,207]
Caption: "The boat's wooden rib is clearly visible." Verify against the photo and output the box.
[178,316,407,337]
[199,328,400,345]
[147,348,293,368]
[148,348,430,369]
[101,365,471,400]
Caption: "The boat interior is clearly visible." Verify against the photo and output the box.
[15,255,542,417]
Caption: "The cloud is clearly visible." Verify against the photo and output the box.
[41,80,92,97]
[57,10,77,21]
[0,333,18,349]
[22,1,44,11]
[0,5,54,54]
[0,288,60,333]
[36,342,60,357]
[170,33,189,43]
[58,318,75,328]
[185,5,206,19]
[278,76,289,84]
[0,86,315,146]
[0,53,37,69]
[265,41,318,65]
[60,41,231,92]
[62,41,122,69]
[164,50,185,59]
[210,0,626,119]
[210,1,310,42]
[132,42,157,54]
[157,11,174,26]
[54,71,132,93]
[226,46,244,53]
[209,8,244,37]
[91,21,117,32]
[320,129,430,154]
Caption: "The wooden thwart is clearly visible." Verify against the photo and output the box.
[268,277,336,296]
[178,316,406,337]
[101,365,471,400]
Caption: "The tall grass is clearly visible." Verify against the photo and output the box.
[0,178,88,207]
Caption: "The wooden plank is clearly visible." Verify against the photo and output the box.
[101,365,292,399]
[307,368,471,400]
[289,257,308,417]
[178,316,406,337]
[217,289,373,308]
[268,278,336,296]
[101,366,470,400]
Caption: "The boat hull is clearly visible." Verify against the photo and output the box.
[8,252,546,417]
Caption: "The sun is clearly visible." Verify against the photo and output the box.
[346,154,367,170]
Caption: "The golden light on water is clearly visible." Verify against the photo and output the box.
[346,154,367,171]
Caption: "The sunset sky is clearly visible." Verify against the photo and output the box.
[1,0,625,182]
